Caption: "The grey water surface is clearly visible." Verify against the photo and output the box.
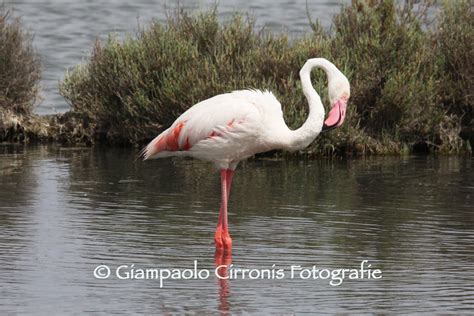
[5,0,348,115]
[0,145,473,314]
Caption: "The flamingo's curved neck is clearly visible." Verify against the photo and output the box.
[283,58,338,151]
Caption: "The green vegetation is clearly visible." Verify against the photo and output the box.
[0,8,40,114]
[0,7,44,142]
[2,1,473,155]
[59,0,473,154]
[433,0,473,151]
[308,0,472,155]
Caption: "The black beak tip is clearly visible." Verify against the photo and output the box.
[321,123,335,133]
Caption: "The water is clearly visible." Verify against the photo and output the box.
[5,0,348,115]
[0,145,473,313]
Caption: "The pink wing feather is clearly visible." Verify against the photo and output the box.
[141,90,279,160]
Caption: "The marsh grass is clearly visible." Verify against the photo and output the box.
[58,1,472,154]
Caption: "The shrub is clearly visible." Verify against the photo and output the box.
[0,7,42,142]
[312,0,451,153]
[60,1,472,155]
[60,10,297,144]
[433,0,473,149]
[0,7,40,114]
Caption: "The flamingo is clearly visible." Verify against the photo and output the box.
[142,58,350,251]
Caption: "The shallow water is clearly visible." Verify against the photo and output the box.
[0,145,473,313]
[5,0,348,115]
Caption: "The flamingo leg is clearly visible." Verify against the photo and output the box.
[226,169,234,199]
[216,169,234,229]
[214,169,234,250]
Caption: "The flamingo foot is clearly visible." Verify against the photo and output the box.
[214,228,232,250]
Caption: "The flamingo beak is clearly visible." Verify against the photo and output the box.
[322,97,348,132]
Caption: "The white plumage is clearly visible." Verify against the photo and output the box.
[143,89,287,168]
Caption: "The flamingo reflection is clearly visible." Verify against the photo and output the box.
[215,249,232,314]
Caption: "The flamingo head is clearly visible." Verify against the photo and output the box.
[322,75,350,132]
